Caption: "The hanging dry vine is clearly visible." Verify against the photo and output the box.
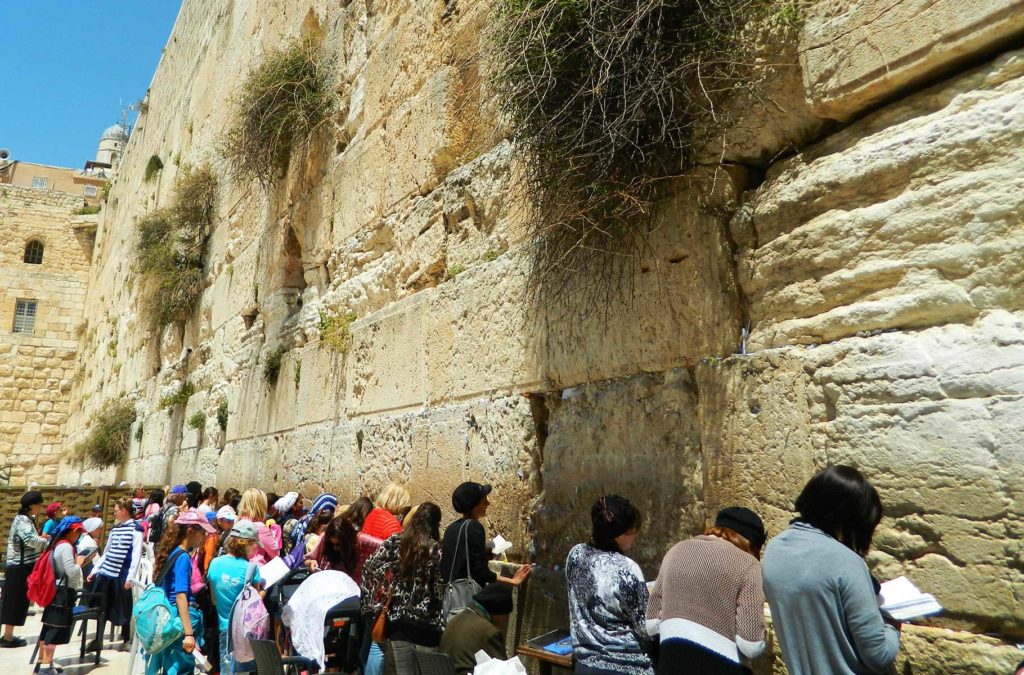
[490,0,787,307]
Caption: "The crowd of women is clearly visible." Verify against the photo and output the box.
[0,465,907,674]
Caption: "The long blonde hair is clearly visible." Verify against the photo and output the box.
[238,488,268,521]
[377,482,411,517]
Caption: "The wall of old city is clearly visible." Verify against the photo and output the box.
[0,185,94,484]
[59,0,1024,671]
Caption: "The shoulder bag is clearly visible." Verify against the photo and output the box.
[443,520,482,622]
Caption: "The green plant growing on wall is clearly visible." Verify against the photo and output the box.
[144,155,164,182]
[216,399,229,431]
[160,380,196,410]
[446,264,466,280]
[319,310,356,353]
[74,204,102,215]
[220,36,336,189]
[134,166,218,327]
[100,181,111,201]
[134,421,144,442]
[490,0,771,306]
[187,411,206,431]
[483,250,499,262]
[106,338,118,357]
[73,396,137,468]
[264,346,286,385]
[294,358,302,388]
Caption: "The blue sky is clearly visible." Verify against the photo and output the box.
[0,2,182,168]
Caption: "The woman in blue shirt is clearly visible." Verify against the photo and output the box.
[147,510,216,675]
[208,521,263,675]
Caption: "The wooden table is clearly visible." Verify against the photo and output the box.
[516,643,573,675]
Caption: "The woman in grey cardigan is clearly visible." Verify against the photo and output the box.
[762,465,900,674]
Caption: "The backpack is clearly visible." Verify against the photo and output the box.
[148,507,167,544]
[26,546,59,606]
[229,562,269,663]
[133,548,188,655]
[443,520,482,623]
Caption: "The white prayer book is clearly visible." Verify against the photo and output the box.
[260,555,292,588]
[879,576,943,621]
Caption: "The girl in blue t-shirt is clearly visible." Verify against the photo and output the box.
[208,521,263,675]
[146,511,216,675]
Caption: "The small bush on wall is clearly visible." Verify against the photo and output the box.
[144,155,164,182]
[135,166,218,327]
[221,36,336,189]
[319,310,356,353]
[264,346,286,385]
[73,397,137,468]
[187,411,205,431]
[490,0,776,305]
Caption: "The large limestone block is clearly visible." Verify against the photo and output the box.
[742,50,1024,350]
[532,369,704,577]
[800,0,1024,120]
[293,343,346,427]
[696,351,817,537]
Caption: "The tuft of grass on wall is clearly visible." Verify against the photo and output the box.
[159,381,196,410]
[264,346,286,385]
[187,411,206,431]
[216,399,229,432]
[134,166,218,327]
[74,205,102,215]
[490,0,775,307]
[220,36,336,190]
[319,310,356,353]
[144,155,164,182]
[73,397,137,468]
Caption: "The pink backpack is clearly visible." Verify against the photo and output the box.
[229,562,269,663]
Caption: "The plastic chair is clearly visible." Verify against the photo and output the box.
[413,651,457,675]
[250,637,322,674]
[29,594,103,667]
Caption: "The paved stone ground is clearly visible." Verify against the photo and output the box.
[0,609,132,674]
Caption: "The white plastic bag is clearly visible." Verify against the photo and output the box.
[474,650,528,675]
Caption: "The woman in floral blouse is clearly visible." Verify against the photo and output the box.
[361,502,445,675]
[1,491,48,648]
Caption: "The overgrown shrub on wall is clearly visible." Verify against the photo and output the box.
[135,167,218,327]
[490,0,775,303]
[221,36,336,189]
[73,397,137,468]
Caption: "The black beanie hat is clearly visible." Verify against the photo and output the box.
[715,507,766,550]
[473,582,514,616]
[21,491,44,509]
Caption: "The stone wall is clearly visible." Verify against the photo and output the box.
[0,185,94,483]
[58,0,1024,671]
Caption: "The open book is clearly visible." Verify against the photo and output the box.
[879,576,942,621]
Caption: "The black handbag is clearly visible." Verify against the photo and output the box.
[41,555,78,629]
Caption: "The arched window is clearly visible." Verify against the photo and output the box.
[23,240,44,265]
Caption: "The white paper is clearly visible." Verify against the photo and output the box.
[879,576,943,621]
[475,650,527,674]
[492,535,513,557]
[259,555,292,588]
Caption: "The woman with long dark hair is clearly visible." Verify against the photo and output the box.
[0,491,47,648]
[306,515,360,578]
[147,510,216,675]
[344,496,374,531]
[762,465,900,674]
[566,494,653,675]
[361,502,445,675]
[648,507,767,675]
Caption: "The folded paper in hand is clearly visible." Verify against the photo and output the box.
[492,535,513,557]
[879,576,942,621]
[475,650,527,674]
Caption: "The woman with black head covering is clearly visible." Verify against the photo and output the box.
[0,490,48,647]
[566,494,653,675]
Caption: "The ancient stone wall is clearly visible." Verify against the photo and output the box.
[0,185,94,483]
[59,0,1024,670]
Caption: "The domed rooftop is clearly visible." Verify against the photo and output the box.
[100,123,129,142]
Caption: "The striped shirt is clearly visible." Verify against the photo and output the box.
[647,535,765,664]
[5,514,47,565]
[95,519,143,580]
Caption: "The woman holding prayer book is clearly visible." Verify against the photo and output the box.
[762,465,900,675]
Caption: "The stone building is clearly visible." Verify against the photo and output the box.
[57,0,1024,671]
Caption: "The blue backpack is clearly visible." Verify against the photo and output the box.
[133,549,187,654]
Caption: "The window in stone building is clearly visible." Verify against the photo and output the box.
[31,177,48,189]
[23,240,44,264]
[83,185,98,197]
[12,299,37,334]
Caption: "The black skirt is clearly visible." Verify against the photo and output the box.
[0,562,35,626]
[89,574,133,627]
[656,639,751,675]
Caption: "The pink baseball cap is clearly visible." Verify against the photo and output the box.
[175,509,216,534]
